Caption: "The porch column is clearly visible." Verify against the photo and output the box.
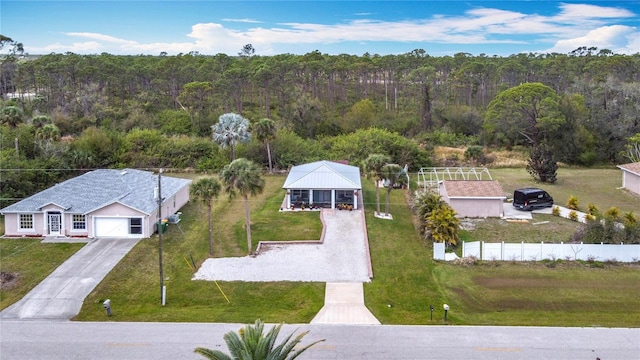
[309,189,313,206]
[354,189,358,210]
[285,190,290,209]
[331,190,336,209]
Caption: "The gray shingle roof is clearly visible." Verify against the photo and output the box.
[442,180,506,198]
[1,169,191,215]
[283,161,362,189]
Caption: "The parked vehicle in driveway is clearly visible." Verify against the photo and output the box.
[512,188,554,211]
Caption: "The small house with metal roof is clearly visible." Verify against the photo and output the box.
[282,160,361,210]
[0,169,191,238]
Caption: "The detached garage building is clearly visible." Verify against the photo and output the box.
[617,162,640,196]
[1,169,191,239]
[438,180,506,218]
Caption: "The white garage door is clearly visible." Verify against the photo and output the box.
[95,218,130,237]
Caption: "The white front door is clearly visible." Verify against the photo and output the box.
[48,212,62,236]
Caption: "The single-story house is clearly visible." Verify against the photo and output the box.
[0,169,192,238]
[283,160,361,210]
[438,180,506,218]
[617,162,640,196]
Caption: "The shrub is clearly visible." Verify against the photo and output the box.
[567,195,579,210]
[552,206,561,216]
[624,212,637,226]
[605,207,621,221]
[464,145,483,161]
[587,203,599,216]
[526,144,557,183]
[569,210,578,221]
[426,204,460,247]
[585,214,596,221]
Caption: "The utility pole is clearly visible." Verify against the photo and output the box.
[157,168,165,306]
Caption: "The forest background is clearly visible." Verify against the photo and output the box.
[1,40,639,207]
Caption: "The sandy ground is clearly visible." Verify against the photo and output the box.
[192,209,372,282]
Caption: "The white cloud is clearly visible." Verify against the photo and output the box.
[221,18,262,23]
[544,25,639,54]
[555,3,635,20]
[64,32,136,45]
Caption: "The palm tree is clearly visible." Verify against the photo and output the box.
[195,319,324,360]
[190,177,222,256]
[220,158,265,255]
[0,105,24,128]
[380,163,407,217]
[253,118,276,173]
[212,113,251,161]
[363,154,390,215]
[35,123,60,142]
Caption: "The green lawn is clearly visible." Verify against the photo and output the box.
[2,169,640,327]
[0,239,84,311]
[490,167,640,214]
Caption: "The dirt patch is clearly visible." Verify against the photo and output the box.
[0,271,20,290]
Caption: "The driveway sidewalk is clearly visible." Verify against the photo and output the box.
[1,238,140,320]
[193,209,372,282]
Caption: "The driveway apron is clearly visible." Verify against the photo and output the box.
[1,238,140,320]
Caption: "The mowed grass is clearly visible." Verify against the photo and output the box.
[0,238,84,311]
[431,261,640,326]
[491,167,640,214]
[459,214,581,245]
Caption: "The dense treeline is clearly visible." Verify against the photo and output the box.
[1,45,640,205]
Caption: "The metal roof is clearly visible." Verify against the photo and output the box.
[1,169,192,215]
[283,161,362,190]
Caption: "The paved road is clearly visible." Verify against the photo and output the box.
[1,320,638,359]
[1,238,140,320]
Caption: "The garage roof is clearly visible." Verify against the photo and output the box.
[283,160,362,190]
[1,169,191,215]
[618,162,640,176]
[441,180,506,199]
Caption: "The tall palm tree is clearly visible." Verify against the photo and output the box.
[380,163,407,217]
[220,158,265,255]
[212,113,251,161]
[363,154,390,215]
[253,118,276,173]
[190,177,222,256]
[195,319,324,360]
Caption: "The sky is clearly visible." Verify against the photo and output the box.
[2,1,639,57]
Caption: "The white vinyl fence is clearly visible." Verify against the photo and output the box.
[433,241,640,262]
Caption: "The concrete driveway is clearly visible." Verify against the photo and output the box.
[0,237,140,320]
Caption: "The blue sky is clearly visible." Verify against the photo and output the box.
[2,1,639,56]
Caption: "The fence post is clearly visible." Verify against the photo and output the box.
[501,241,505,261]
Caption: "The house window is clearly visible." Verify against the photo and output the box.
[291,190,309,203]
[72,214,86,230]
[129,218,142,235]
[336,190,354,203]
[19,214,34,230]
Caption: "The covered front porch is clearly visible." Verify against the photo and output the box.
[283,189,359,210]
